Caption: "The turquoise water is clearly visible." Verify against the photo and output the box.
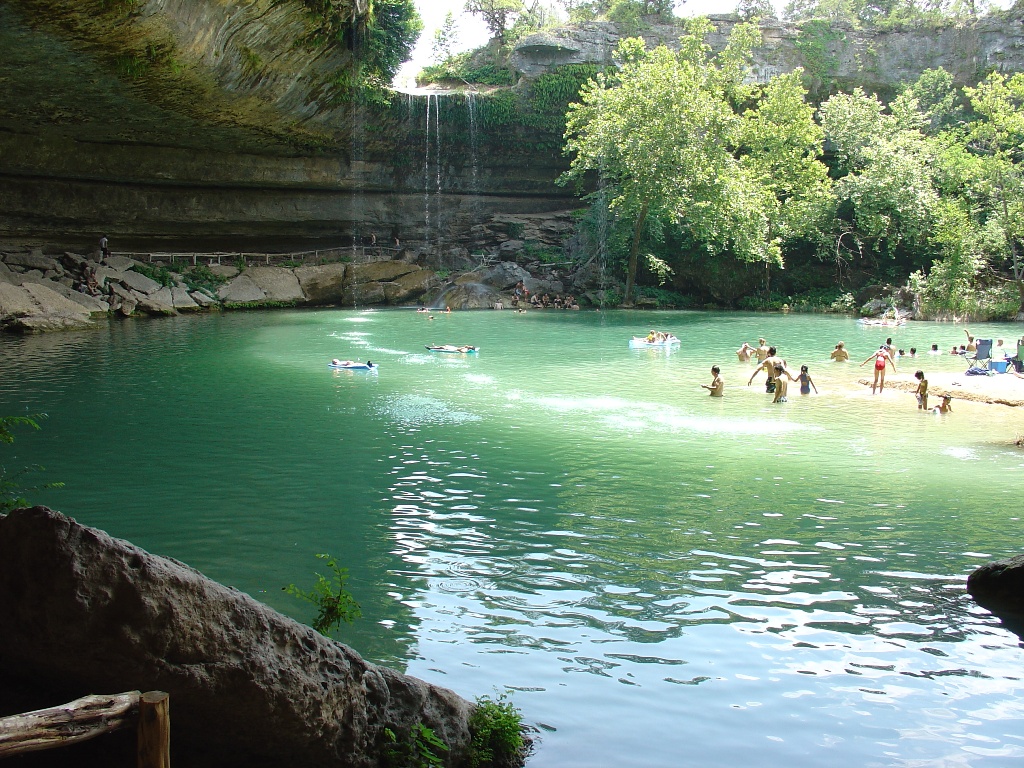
[2,309,1024,766]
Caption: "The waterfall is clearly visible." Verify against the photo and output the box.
[466,92,482,240]
[423,93,444,260]
[423,94,432,252]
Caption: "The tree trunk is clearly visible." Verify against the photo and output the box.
[623,200,649,306]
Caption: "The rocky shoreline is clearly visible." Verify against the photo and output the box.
[0,238,600,333]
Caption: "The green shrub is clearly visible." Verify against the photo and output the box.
[283,553,362,636]
[131,263,176,288]
[182,265,228,295]
[469,692,526,768]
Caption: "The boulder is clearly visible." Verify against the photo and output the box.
[349,280,387,306]
[433,282,503,310]
[118,269,163,295]
[171,285,200,310]
[40,280,110,314]
[109,283,138,316]
[93,265,122,289]
[135,286,177,316]
[499,240,525,255]
[190,290,219,307]
[246,266,304,302]
[479,262,530,290]
[219,274,267,304]
[295,262,349,304]
[967,554,1024,628]
[0,281,94,331]
[60,252,88,271]
[348,260,419,285]
[384,269,439,304]
[208,264,240,279]
[3,252,60,272]
[524,277,564,295]
[102,255,138,271]
[0,507,476,768]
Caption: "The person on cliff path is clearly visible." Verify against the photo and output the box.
[99,235,110,259]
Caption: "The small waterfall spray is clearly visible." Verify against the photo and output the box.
[466,92,483,239]
[596,172,609,310]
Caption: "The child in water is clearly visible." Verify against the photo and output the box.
[914,370,928,410]
[797,365,818,395]
[702,366,724,397]
[934,395,953,413]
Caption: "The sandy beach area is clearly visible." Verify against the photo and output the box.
[859,370,1024,407]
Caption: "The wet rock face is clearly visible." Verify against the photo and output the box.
[0,507,476,768]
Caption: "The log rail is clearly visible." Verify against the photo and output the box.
[0,690,169,767]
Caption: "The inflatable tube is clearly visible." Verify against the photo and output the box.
[329,362,377,370]
[425,345,479,353]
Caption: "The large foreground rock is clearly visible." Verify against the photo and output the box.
[0,507,476,768]
[967,554,1024,634]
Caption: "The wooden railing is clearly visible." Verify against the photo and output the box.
[0,690,170,767]
[112,245,403,269]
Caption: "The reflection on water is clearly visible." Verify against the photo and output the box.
[2,309,1024,767]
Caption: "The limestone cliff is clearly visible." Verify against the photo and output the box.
[2,0,1023,253]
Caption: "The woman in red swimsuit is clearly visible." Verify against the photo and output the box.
[860,345,897,394]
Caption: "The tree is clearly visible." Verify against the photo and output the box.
[465,0,525,44]
[561,18,830,304]
[737,0,777,20]
[431,12,459,64]
[962,71,1024,313]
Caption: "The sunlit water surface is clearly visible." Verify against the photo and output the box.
[3,309,1024,767]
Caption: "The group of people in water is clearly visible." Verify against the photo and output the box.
[703,335,956,412]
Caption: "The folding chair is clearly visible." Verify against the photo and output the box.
[967,338,993,369]
[1011,338,1024,373]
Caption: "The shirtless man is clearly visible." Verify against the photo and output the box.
[830,341,849,362]
[964,329,976,353]
[749,346,787,392]
[755,338,770,363]
[702,366,724,397]
[736,342,755,362]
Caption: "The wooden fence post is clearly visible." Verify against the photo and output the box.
[137,691,169,768]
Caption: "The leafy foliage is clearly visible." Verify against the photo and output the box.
[1,415,63,514]
[283,553,362,636]
[561,18,831,303]
[469,692,526,768]
[382,723,449,768]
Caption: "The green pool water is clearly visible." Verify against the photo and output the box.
[2,308,1023,767]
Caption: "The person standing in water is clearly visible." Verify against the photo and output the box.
[702,366,724,397]
[797,365,818,395]
[914,371,928,410]
[830,342,849,362]
[772,365,794,403]
[860,345,896,394]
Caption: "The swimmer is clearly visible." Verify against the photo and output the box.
[860,345,896,394]
[772,364,794,404]
[929,344,941,354]
[702,366,724,397]
[830,342,849,362]
[914,370,928,410]
[736,342,755,362]
[755,338,770,363]
[934,395,953,414]
[749,346,786,393]
[797,365,818,395]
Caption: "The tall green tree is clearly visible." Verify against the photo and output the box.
[561,17,830,304]
[465,0,525,44]
[962,71,1024,313]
